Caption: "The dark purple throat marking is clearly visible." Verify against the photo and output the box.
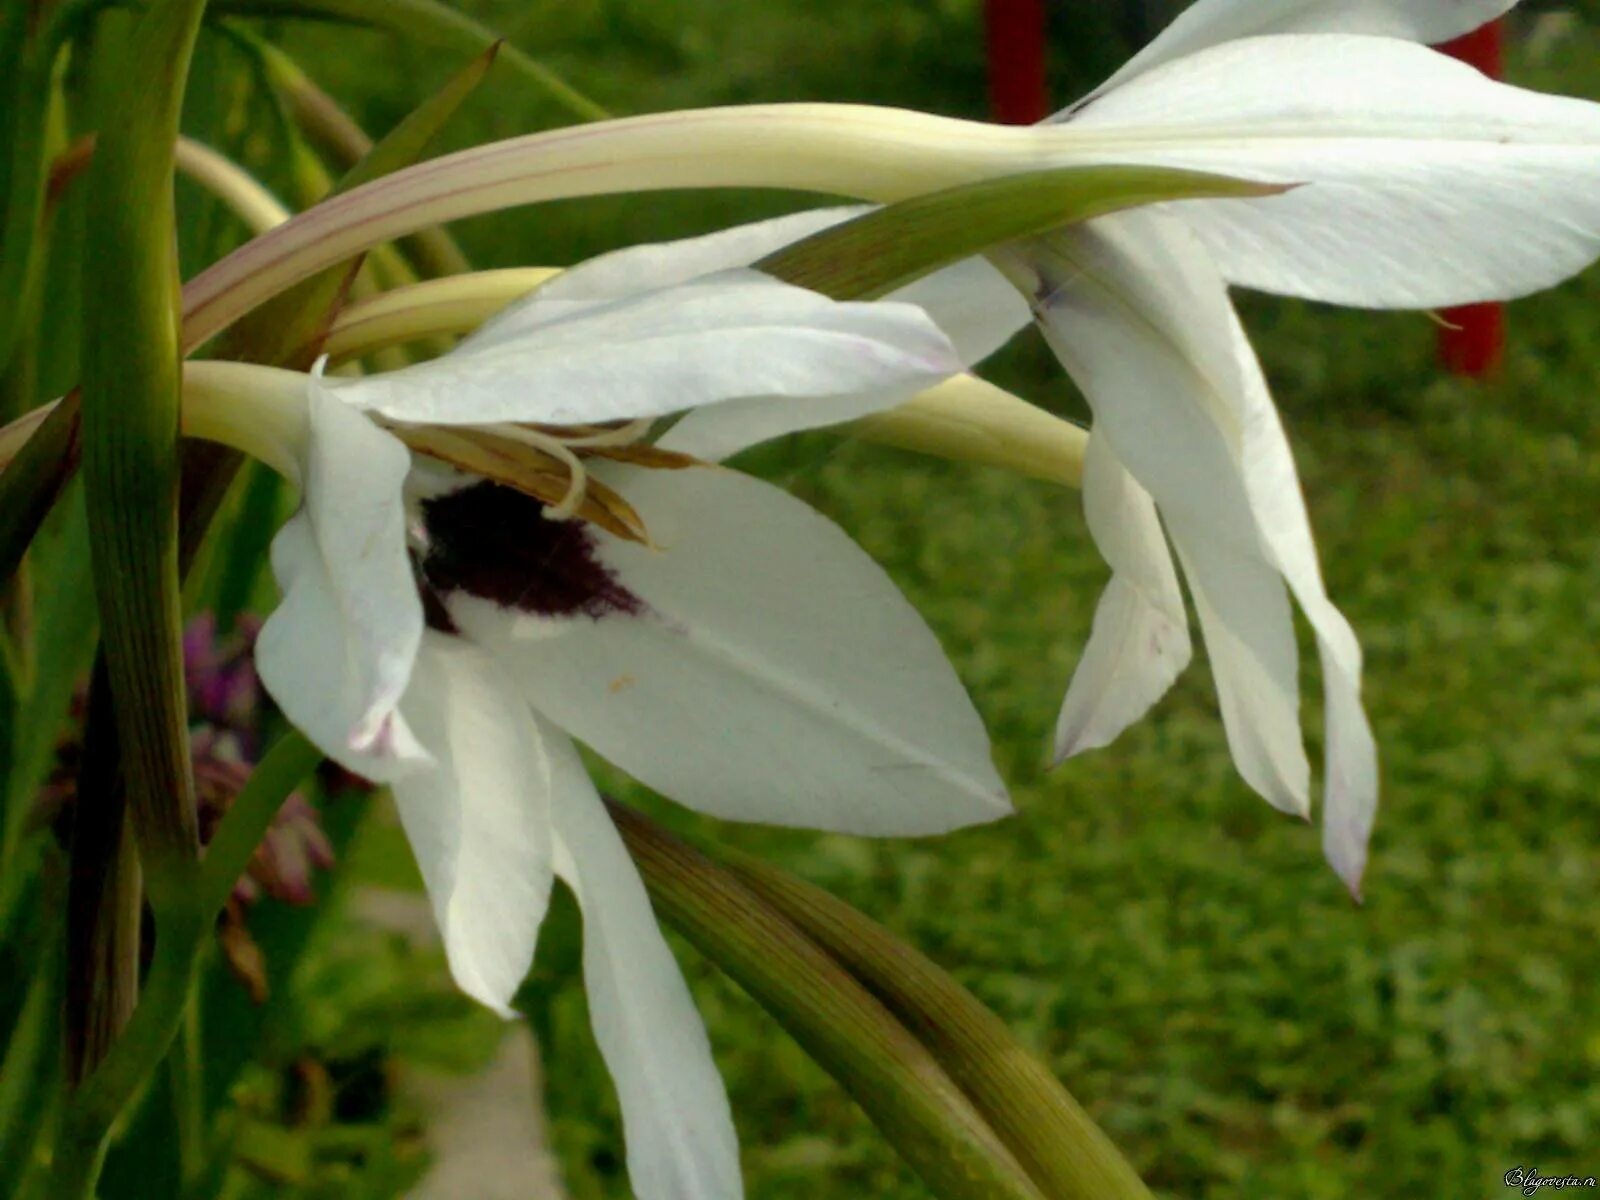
[417,481,644,626]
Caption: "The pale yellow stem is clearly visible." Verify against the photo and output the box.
[324,268,560,364]
[852,376,1087,489]
[0,362,308,483]
[181,105,1057,350]
[174,138,292,235]
[178,361,310,482]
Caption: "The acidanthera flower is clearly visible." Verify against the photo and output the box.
[805,0,1596,898]
[1009,0,1600,898]
[181,0,1600,900]
[242,221,1015,1200]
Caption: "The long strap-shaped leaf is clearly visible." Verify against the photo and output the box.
[723,849,1153,1200]
[212,0,608,121]
[609,800,1053,1200]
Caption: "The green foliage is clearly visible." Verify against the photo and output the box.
[3,4,1597,1199]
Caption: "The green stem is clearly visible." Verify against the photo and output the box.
[0,898,64,1190]
[214,0,609,123]
[40,731,320,1200]
[199,730,321,916]
[607,801,1048,1200]
[724,851,1154,1200]
[61,657,145,1089]
[44,930,205,1200]
[168,982,205,1189]
[78,0,210,912]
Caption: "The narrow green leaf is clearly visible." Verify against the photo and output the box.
[0,872,65,1193]
[215,42,498,369]
[725,851,1154,1200]
[0,393,81,596]
[212,0,608,122]
[339,42,500,193]
[211,459,285,629]
[759,165,1286,301]
[64,660,143,1088]
[78,0,208,912]
[607,801,1050,1200]
[0,14,62,382]
[199,730,322,917]
[246,32,471,275]
[0,487,97,940]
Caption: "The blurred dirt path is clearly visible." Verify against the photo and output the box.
[352,885,568,1199]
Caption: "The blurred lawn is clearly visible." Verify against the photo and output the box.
[185,4,1600,1197]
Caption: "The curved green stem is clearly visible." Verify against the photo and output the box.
[724,850,1152,1200]
[607,801,1049,1200]
[40,729,322,1200]
[199,730,321,916]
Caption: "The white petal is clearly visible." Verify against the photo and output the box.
[1018,211,1379,868]
[445,463,1010,835]
[659,255,1029,461]
[1053,432,1192,760]
[391,632,557,1015]
[1073,0,1515,103]
[888,254,1033,366]
[1064,35,1600,306]
[325,268,961,427]
[1173,533,1311,816]
[1008,213,1312,815]
[255,379,427,780]
[1221,311,1379,892]
[470,206,869,340]
[551,784,742,1200]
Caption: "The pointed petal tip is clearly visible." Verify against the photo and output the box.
[1323,808,1371,904]
[347,710,394,755]
[1336,862,1367,907]
[1049,727,1099,766]
[444,947,527,1020]
[459,979,520,1021]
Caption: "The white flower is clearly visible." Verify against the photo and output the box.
[249,222,1013,1200]
[1021,0,1600,896]
[642,0,1600,898]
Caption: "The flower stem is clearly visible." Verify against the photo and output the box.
[723,849,1152,1200]
[44,929,204,1200]
[607,800,1050,1200]
[40,730,322,1200]
[199,730,322,916]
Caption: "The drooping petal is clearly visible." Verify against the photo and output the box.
[889,254,1034,365]
[442,463,1011,836]
[551,783,743,1200]
[1172,532,1311,817]
[659,255,1029,461]
[324,268,961,428]
[1015,211,1380,877]
[1053,432,1192,760]
[1074,0,1516,103]
[1065,34,1600,306]
[468,207,869,342]
[1006,213,1314,816]
[1220,312,1380,892]
[255,378,427,780]
[390,632,557,1015]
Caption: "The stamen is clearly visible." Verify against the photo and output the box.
[553,418,656,448]
[483,423,592,519]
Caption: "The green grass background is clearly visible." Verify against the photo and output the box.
[163,3,1600,1197]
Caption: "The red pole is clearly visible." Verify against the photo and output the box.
[985,0,1048,125]
[1435,21,1506,377]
